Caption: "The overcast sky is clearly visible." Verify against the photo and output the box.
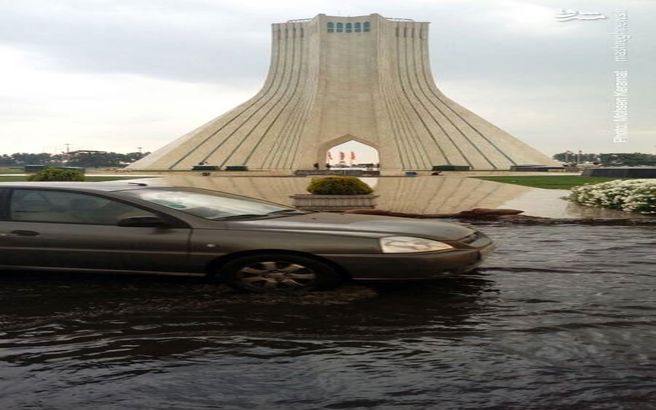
[0,0,653,157]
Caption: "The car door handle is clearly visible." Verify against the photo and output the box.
[9,230,40,237]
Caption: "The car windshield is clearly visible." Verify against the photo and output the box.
[124,188,303,220]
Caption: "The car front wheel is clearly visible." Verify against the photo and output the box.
[217,253,343,293]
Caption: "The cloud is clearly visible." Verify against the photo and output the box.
[0,46,257,153]
[0,0,653,156]
[0,0,272,84]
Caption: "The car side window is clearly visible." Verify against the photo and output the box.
[9,189,156,225]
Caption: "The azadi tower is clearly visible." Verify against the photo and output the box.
[130,14,556,171]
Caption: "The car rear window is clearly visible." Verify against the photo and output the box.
[124,188,292,220]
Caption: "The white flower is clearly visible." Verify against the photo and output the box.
[569,179,656,215]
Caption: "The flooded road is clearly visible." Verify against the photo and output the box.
[1,225,655,409]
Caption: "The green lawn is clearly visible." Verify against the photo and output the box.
[0,176,149,182]
[0,168,23,174]
[473,175,621,189]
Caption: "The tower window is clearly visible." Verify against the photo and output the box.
[363,21,370,32]
[327,22,334,33]
[336,22,343,32]
[354,22,361,32]
[345,23,352,33]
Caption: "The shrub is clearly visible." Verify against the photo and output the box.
[307,176,373,195]
[28,168,85,182]
[569,179,656,215]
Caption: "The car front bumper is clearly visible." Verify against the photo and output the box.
[323,243,495,280]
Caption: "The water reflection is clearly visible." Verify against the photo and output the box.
[133,176,633,218]
[0,273,493,346]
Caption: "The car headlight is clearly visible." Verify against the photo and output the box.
[379,236,454,253]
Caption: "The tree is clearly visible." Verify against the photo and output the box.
[553,152,598,163]
[553,152,656,166]
[11,153,57,166]
[0,151,150,168]
[66,151,148,168]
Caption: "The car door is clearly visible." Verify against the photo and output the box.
[0,187,12,264]
[0,188,194,274]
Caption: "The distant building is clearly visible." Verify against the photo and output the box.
[130,14,556,171]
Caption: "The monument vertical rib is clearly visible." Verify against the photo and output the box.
[130,14,556,171]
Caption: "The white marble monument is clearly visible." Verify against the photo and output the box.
[130,14,556,171]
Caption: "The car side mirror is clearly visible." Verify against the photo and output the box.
[117,215,169,228]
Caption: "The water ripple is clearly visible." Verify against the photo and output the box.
[1,225,655,409]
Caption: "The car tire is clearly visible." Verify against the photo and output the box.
[216,253,343,293]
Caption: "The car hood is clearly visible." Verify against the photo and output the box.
[228,212,475,241]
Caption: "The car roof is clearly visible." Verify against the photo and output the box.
[0,181,150,192]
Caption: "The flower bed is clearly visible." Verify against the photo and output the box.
[569,179,656,215]
[306,176,373,195]
[292,176,377,211]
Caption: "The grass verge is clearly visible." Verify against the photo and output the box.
[0,176,150,182]
[473,176,622,189]
[0,168,24,174]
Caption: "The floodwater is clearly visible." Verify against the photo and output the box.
[1,224,655,409]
